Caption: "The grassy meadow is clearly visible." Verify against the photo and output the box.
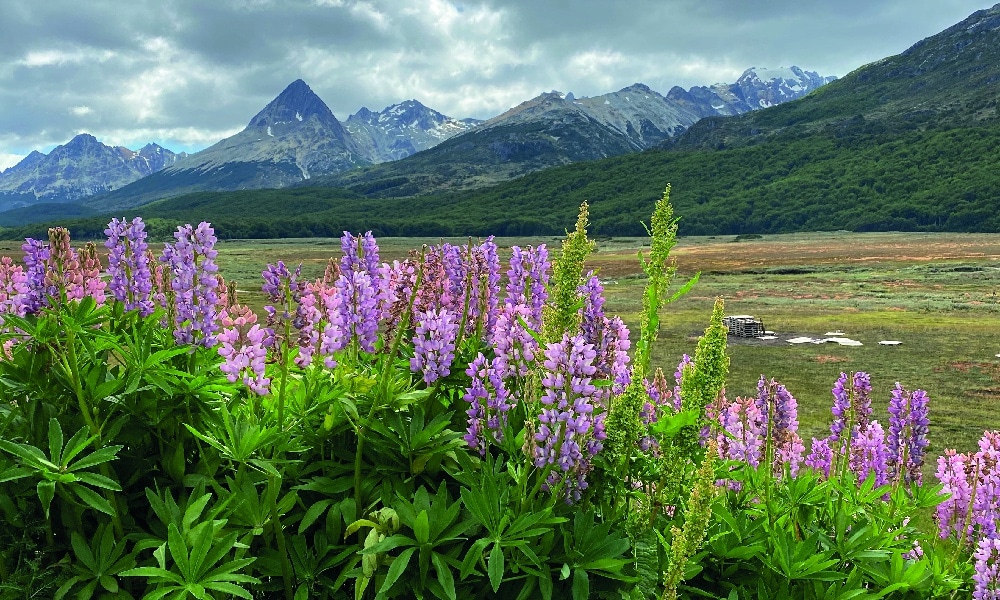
[2,230,994,454]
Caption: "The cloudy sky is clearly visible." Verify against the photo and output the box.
[0,0,993,170]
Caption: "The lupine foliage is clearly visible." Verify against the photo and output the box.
[0,198,994,600]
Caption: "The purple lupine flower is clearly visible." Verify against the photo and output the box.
[491,302,538,378]
[162,223,220,347]
[0,256,29,322]
[76,242,106,306]
[476,237,501,338]
[579,273,605,348]
[715,395,766,469]
[527,245,550,326]
[105,217,154,315]
[318,283,345,367]
[673,354,693,411]
[334,269,379,353]
[638,368,675,452]
[262,261,323,368]
[907,389,930,483]
[463,353,512,455]
[805,437,834,478]
[973,536,1000,600]
[339,231,378,275]
[293,282,323,368]
[413,246,446,316]
[410,308,459,384]
[830,371,873,444]
[577,275,631,401]
[973,432,1000,541]
[761,377,805,476]
[441,243,465,313]
[830,373,851,443]
[21,238,49,314]
[887,383,932,485]
[217,305,271,395]
[849,420,889,487]
[533,334,604,503]
[935,449,975,541]
[504,244,551,331]
[377,259,417,330]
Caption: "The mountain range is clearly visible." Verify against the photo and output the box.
[0,66,833,215]
[25,1,989,241]
[0,136,184,211]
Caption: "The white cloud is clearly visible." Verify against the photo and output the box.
[70,106,92,116]
[0,153,25,171]
[19,48,116,68]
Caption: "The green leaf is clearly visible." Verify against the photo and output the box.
[53,576,79,600]
[70,532,97,571]
[488,542,504,592]
[69,445,123,472]
[73,485,117,516]
[182,494,212,532]
[74,472,122,491]
[167,523,191,579]
[203,581,255,599]
[47,418,64,466]
[378,547,416,597]
[61,427,97,469]
[571,568,589,600]
[459,538,491,579]
[298,499,333,534]
[432,552,457,600]
[99,574,119,593]
[0,439,55,470]
[37,479,55,517]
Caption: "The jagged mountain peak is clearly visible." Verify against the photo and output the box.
[619,83,657,94]
[65,133,100,147]
[344,99,480,163]
[247,79,337,129]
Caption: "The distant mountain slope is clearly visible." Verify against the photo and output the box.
[0,134,183,211]
[670,5,1000,150]
[345,100,481,163]
[310,67,835,197]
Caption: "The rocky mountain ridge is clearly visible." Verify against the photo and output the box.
[0,134,184,211]
[314,66,836,196]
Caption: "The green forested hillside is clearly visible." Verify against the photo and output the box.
[3,120,997,240]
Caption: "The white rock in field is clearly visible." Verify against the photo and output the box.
[879,341,902,346]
